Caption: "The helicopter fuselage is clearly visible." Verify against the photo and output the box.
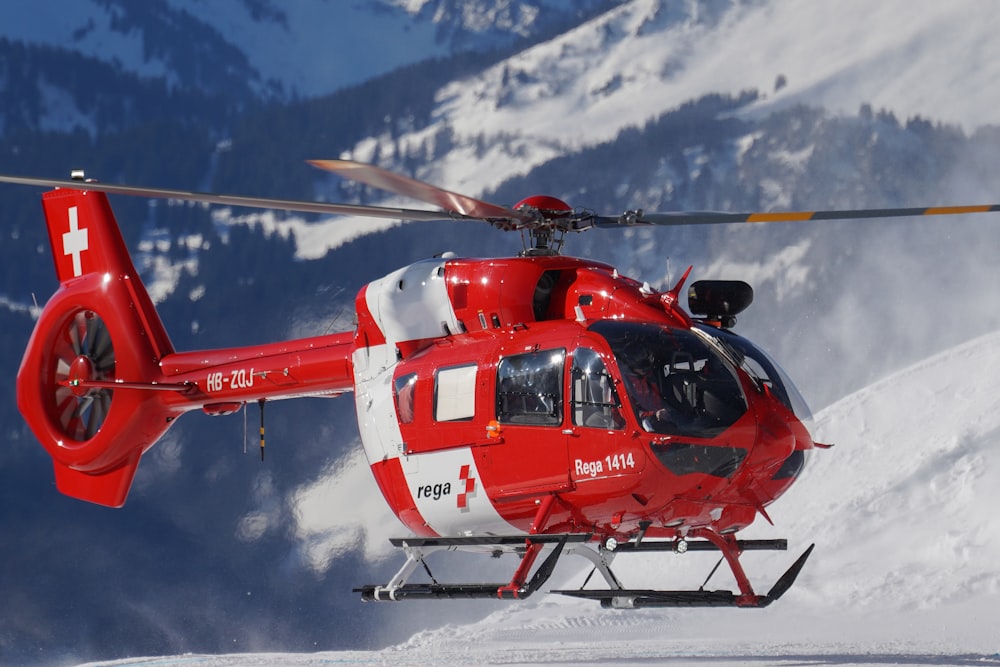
[353,254,815,543]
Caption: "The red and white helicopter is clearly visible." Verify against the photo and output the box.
[3,163,997,608]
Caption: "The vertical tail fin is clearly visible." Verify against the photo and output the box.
[18,186,177,507]
[41,186,174,357]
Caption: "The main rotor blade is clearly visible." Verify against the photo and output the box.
[8,169,997,232]
[0,174,463,222]
[593,204,1000,227]
[309,159,532,222]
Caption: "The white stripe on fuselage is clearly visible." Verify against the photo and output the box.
[398,448,517,537]
[353,256,516,536]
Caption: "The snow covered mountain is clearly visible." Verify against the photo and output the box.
[337,0,1000,191]
[0,0,619,105]
[2,1,1000,665]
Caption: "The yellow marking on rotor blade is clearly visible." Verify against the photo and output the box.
[925,205,993,215]
[746,211,816,223]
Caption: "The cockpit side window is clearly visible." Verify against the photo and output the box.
[693,324,813,422]
[496,349,565,426]
[394,372,417,424]
[570,347,624,430]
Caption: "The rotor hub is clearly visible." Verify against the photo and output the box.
[49,309,117,442]
[514,195,572,218]
[67,355,96,397]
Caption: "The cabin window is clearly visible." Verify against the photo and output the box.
[434,364,477,422]
[496,349,565,425]
[394,373,417,424]
[570,348,624,429]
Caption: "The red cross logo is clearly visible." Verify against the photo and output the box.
[62,206,89,278]
[457,464,476,510]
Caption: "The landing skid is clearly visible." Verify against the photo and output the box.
[555,542,815,608]
[355,532,814,608]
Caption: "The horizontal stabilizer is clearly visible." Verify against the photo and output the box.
[52,454,141,508]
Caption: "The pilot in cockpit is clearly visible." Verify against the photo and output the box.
[620,351,671,431]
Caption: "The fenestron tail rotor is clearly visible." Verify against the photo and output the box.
[51,310,116,441]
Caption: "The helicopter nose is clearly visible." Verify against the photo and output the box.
[742,404,811,509]
[752,407,797,473]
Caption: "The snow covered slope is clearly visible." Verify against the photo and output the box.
[7,1,999,131]
[85,329,1000,666]
[265,0,1000,259]
[430,0,1000,181]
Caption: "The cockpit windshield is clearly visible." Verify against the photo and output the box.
[589,321,747,438]
[692,324,813,422]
